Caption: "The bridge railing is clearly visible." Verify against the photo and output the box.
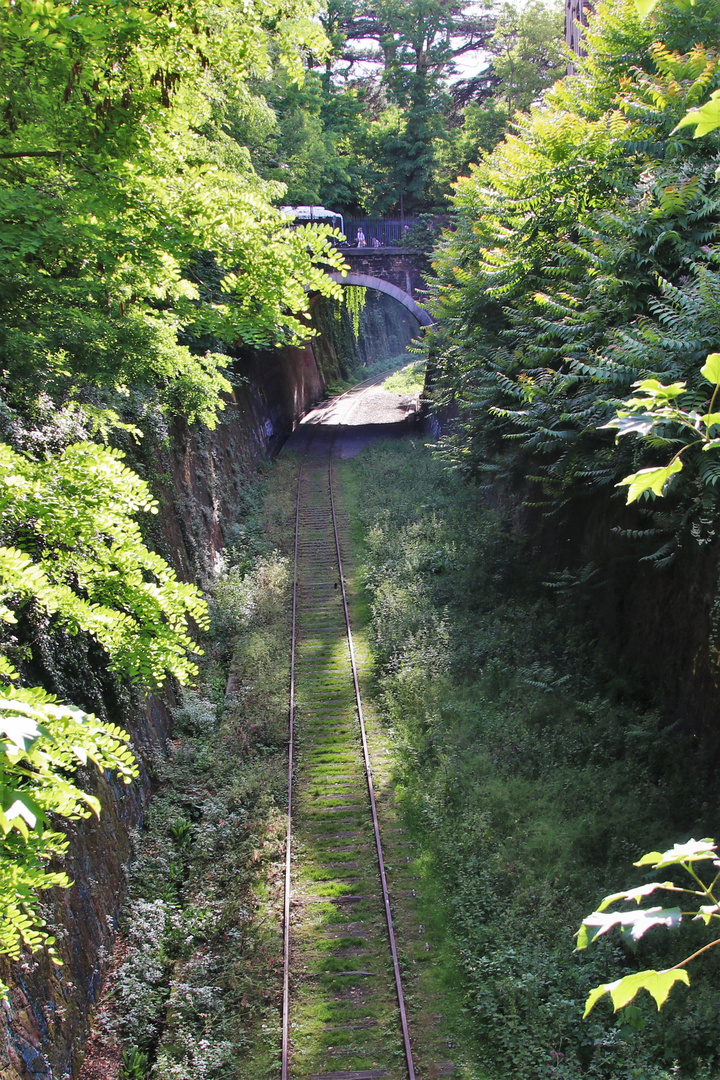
[343,218,419,247]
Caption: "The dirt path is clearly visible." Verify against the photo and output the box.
[286,375,422,462]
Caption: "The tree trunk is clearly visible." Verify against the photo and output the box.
[565,0,591,70]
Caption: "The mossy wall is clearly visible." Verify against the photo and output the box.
[311,289,421,378]
[310,293,365,379]
[483,472,720,766]
[355,289,421,366]
[564,502,720,766]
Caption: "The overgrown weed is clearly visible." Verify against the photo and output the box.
[381,360,426,394]
[87,459,299,1079]
[342,439,720,1080]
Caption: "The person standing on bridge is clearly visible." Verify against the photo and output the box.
[356,226,366,248]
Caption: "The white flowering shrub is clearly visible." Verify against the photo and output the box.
[154,1033,235,1080]
[209,553,289,638]
[171,692,217,736]
[116,899,170,1050]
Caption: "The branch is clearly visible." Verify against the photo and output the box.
[0,151,63,159]
[448,30,496,56]
[670,936,720,970]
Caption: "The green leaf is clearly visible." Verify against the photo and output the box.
[595,881,679,913]
[0,708,41,752]
[695,904,720,926]
[576,907,682,950]
[0,658,17,680]
[701,354,720,385]
[631,379,687,400]
[634,839,717,869]
[617,458,683,504]
[701,413,720,429]
[675,92,720,138]
[601,413,657,438]
[633,0,660,17]
[3,791,46,831]
[584,968,690,1017]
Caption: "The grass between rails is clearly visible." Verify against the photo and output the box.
[285,457,409,1079]
[338,438,720,1080]
[80,458,300,1080]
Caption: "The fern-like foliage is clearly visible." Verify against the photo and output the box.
[429,0,720,557]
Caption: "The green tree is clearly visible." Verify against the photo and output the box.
[0,0,348,993]
[490,0,566,114]
[258,70,368,209]
[0,440,215,995]
[275,0,496,215]
[441,0,565,179]
[361,0,496,210]
[0,0,346,426]
[258,0,564,218]
[429,0,720,557]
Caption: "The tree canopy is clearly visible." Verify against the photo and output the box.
[257,0,564,216]
[0,0,347,991]
[429,0,720,560]
[0,0,347,426]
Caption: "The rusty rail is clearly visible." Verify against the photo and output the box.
[280,422,416,1079]
[328,452,417,1080]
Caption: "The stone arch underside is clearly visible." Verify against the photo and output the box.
[329,272,433,326]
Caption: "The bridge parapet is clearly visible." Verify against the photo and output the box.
[344,217,421,247]
[340,247,430,302]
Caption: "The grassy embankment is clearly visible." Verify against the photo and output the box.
[324,353,416,397]
[381,360,426,395]
[339,438,720,1080]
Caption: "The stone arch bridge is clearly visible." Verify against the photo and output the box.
[330,246,433,326]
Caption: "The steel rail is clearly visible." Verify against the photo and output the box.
[327,453,417,1080]
[281,378,415,1079]
[281,453,303,1080]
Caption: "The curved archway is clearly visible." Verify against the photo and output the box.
[329,272,433,326]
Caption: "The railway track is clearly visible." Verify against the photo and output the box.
[280,431,416,1080]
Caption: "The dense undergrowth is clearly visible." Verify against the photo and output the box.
[430,0,720,563]
[84,461,298,1080]
[344,439,720,1080]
